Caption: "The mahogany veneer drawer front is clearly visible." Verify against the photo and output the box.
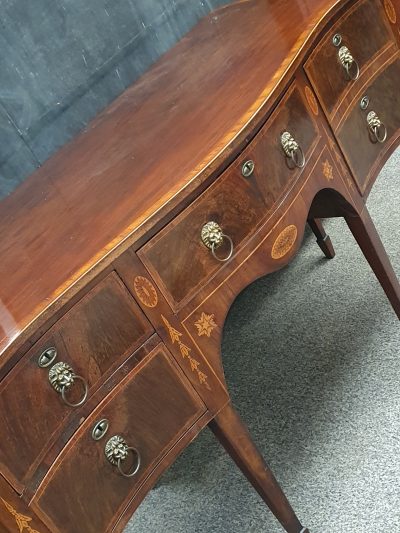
[305,0,396,119]
[138,82,319,311]
[0,272,153,491]
[31,344,205,533]
[337,55,400,192]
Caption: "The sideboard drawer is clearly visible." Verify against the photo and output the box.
[139,158,267,312]
[336,55,400,192]
[305,0,396,119]
[32,344,205,533]
[138,83,318,311]
[0,271,153,489]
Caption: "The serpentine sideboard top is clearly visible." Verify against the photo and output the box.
[0,0,383,360]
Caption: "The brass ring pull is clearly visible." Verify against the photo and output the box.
[48,361,89,408]
[105,435,141,478]
[338,45,360,80]
[211,235,234,262]
[367,111,387,144]
[280,132,305,169]
[201,221,234,263]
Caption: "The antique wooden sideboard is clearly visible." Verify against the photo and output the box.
[1,0,399,531]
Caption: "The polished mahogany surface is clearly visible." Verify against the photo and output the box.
[139,82,319,311]
[0,0,351,361]
[32,343,206,533]
[0,272,153,490]
[1,1,399,532]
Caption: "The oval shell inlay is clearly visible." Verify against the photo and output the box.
[271,225,298,259]
[305,86,318,116]
[384,0,397,24]
[134,276,158,308]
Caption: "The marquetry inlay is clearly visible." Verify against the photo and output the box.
[384,0,397,24]
[1,498,41,533]
[304,86,319,115]
[326,132,350,178]
[322,159,334,181]
[194,312,217,337]
[271,225,298,259]
[346,176,355,191]
[161,315,210,389]
[134,276,158,308]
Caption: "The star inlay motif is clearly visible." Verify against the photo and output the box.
[194,312,217,337]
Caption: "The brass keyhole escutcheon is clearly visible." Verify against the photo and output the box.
[241,160,255,177]
[92,419,109,441]
[360,95,369,110]
[38,347,57,368]
[332,33,342,47]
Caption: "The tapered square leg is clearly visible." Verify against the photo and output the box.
[209,403,309,533]
[308,218,335,259]
[346,207,400,319]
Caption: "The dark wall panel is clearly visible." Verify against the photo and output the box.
[0,0,232,199]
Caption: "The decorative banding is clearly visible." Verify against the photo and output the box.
[134,276,158,308]
[271,225,298,259]
[384,0,397,24]
[304,86,319,116]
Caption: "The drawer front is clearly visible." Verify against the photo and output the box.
[305,0,396,118]
[33,344,205,533]
[0,272,153,488]
[337,55,400,192]
[139,83,318,311]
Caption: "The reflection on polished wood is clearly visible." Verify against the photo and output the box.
[0,0,399,532]
[0,0,364,361]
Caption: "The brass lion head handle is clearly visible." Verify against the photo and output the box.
[338,45,360,81]
[280,131,305,169]
[367,111,387,144]
[105,435,141,478]
[201,221,234,262]
[48,361,88,408]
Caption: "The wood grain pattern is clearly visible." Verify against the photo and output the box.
[111,411,213,533]
[139,82,318,310]
[139,157,269,310]
[0,2,400,533]
[304,86,320,116]
[384,0,398,22]
[32,344,205,533]
[178,139,362,392]
[337,54,400,192]
[114,250,230,409]
[0,272,152,492]
[305,0,396,120]
[0,0,357,364]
